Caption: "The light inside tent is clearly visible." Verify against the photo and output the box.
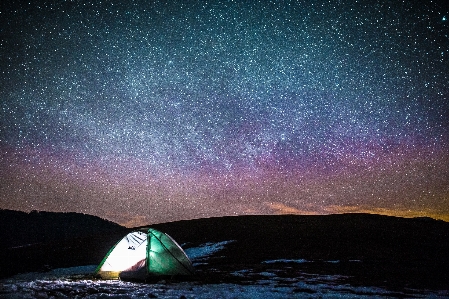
[99,231,147,272]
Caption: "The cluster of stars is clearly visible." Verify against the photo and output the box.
[1,0,448,225]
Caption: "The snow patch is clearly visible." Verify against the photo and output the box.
[3,274,446,298]
[8,265,97,281]
[184,240,236,265]
[262,259,309,264]
[258,271,277,277]
[1,266,447,298]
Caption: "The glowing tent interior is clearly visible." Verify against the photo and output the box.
[95,228,194,280]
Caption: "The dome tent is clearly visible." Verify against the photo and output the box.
[95,228,194,280]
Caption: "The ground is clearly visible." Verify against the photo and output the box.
[1,212,449,298]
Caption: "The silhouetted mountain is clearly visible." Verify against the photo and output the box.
[151,213,449,262]
[150,213,449,290]
[2,212,449,290]
[0,209,128,278]
[0,209,125,249]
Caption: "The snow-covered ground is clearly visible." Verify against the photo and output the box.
[183,240,235,266]
[1,241,448,298]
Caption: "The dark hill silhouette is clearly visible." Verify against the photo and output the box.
[151,213,449,263]
[150,213,449,290]
[0,209,125,249]
[1,211,448,290]
[0,209,128,278]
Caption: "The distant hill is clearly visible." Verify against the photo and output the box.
[0,209,128,278]
[150,213,449,289]
[150,213,449,263]
[0,209,125,249]
[1,212,449,289]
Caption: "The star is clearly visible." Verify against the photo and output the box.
[0,0,448,226]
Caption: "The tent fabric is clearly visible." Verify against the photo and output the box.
[95,228,194,280]
[147,228,194,276]
[95,231,147,280]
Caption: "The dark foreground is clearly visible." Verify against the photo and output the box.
[1,210,448,294]
[152,213,449,291]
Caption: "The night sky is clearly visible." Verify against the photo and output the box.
[1,0,448,226]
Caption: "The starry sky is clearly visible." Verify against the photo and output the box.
[1,0,448,226]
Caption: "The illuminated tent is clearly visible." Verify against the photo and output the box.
[95,228,194,280]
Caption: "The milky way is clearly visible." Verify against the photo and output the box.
[1,0,448,226]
